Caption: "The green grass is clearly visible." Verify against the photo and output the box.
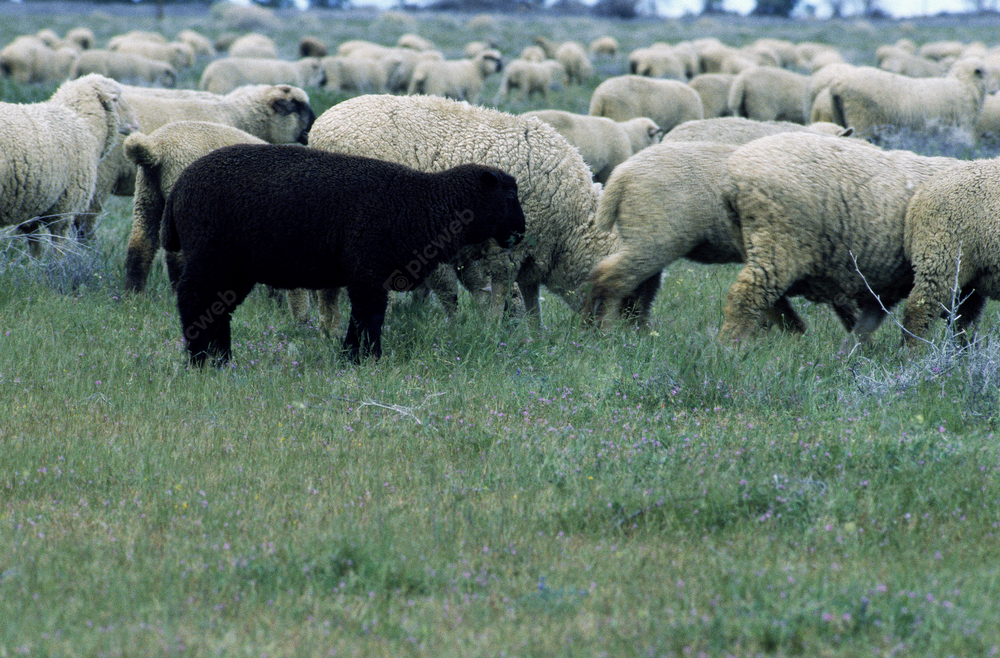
[4,6,1000,656]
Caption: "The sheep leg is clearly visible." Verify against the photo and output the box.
[177,275,253,367]
[286,288,311,323]
[954,289,986,340]
[762,296,807,334]
[620,273,663,329]
[165,251,186,292]
[317,288,342,334]
[343,286,389,362]
[124,183,165,292]
[721,260,798,342]
[518,280,542,329]
[424,265,460,316]
[850,300,888,343]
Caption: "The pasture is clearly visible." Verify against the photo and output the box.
[3,4,1000,655]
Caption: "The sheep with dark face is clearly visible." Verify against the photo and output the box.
[161,144,525,365]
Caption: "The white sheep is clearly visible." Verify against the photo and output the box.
[554,41,593,84]
[974,91,1000,139]
[382,48,444,93]
[407,49,502,102]
[83,84,316,239]
[522,110,661,183]
[901,159,1000,345]
[495,59,565,101]
[227,33,278,59]
[589,36,619,58]
[178,29,216,58]
[661,116,852,145]
[0,35,78,84]
[727,66,810,124]
[199,57,325,95]
[688,73,735,119]
[397,33,436,52]
[70,50,178,88]
[65,27,96,51]
[321,55,387,93]
[308,94,620,322]
[629,45,686,80]
[0,74,138,254]
[720,131,962,343]
[519,45,547,62]
[298,36,328,58]
[109,38,195,71]
[589,75,704,134]
[878,52,946,78]
[829,58,996,138]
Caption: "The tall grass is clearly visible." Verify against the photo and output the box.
[3,6,1000,656]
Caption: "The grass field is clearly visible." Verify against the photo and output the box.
[3,5,1000,656]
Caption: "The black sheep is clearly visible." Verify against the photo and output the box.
[160,143,525,365]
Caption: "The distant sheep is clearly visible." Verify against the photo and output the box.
[0,35,78,84]
[309,94,619,322]
[661,116,852,145]
[161,144,525,364]
[110,38,195,71]
[902,159,1000,345]
[0,74,138,254]
[71,49,178,87]
[829,58,996,137]
[688,73,735,119]
[495,59,565,101]
[590,75,704,134]
[382,48,444,93]
[523,110,661,183]
[720,132,961,342]
[227,33,278,59]
[407,49,502,102]
[178,29,216,58]
[397,33,436,51]
[727,66,810,124]
[199,56,326,94]
[555,41,592,84]
[629,45,686,80]
[589,36,619,58]
[321,55,387,93]
[298,36,328,58]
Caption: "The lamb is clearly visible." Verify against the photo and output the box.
[70,50,178,87]
[589,36,619,58]
[522,110,661,183]
[199,57,326,95]
[727,66,810,124]
[83,84,315,239]
[407,49,502,102]
[901,159,1000,345]
[829,58,996,138]
[660,116,852,145]
[0,74,138,254]
[719,131,962,343]
[494,59,565,101]
[160,144,525,364]
[688,73,735,118]
[308,94,619,322]
[589,75,704,134]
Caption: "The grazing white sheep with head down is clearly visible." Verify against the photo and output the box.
[199,56,326,95]
[0,74,139,254]
[589,75,704,134]
[308,94,620,324]
[407,49,502,102]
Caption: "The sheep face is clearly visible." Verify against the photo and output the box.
[266,86,316,145]
[457,167,526,250]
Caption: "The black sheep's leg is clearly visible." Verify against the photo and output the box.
[621,273,662,329]
[177,267,252,367]
[343,287,389,362]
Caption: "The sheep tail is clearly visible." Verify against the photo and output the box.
[122,132,162,168]
[594,175,624,232]
[727,75,747,118]
[161,190,180,253]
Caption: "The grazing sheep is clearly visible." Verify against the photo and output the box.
[110,39,195,71]
[309,94,619,322]
[902,159,1000,345]
[727,66,810,124]
[298,36,328,58]
[688,73,735,118]
[407,49,502,102]
[463,41,495,58]
[555,41,592,84]
[519,45,547,62]
[495,59,565,101]
[199,57,325,95]
[178,29,216,58]
[918,40,967,62]
[523,110,661,183]
[590,75,704,134]
[122,121,267,294]
[83,84,315,239]
[829,58,996,138]
[321,55,387,93]
[0,74,138,254]
[227,33,278,59]
[382,48,444,93]
[161,144,525,364]
[65,27,96,51]
[70,50,178,87]
[661,116,852,145]
[397,33,436,52]
[589,36,619,58]
[878,52,946,77]
[629,45,686,80]
[0,35,78,84]
[720,132,961,343]
[974,91,1000,139]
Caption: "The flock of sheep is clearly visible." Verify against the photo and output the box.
[4,18,1000,363]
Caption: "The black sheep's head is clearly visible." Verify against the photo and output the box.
[482,170,525,249]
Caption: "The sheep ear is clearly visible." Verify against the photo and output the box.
[479,170,500,188]
[271,98,297,116]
